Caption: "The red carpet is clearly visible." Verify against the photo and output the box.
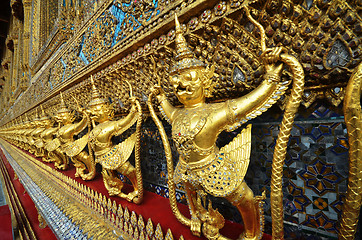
[0,205,12,240]
[3,143,272,240]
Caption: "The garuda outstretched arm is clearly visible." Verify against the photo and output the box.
[115,102,139,130]
[221,48,284,130]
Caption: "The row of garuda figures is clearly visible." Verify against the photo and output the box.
[0,15,304,240]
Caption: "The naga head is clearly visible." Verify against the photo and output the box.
[87,76,114,123]
[169,14,215,107]
[195,192,225,239]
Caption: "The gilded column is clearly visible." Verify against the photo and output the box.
[10,36,18,95]
[1,56,11,111]
[22,0,33,89]
[31,0,40,58]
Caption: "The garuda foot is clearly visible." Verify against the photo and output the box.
[120,191,139,203]
[237,222,263,240]
[79,171,96,181]
[238,233,260,240]
[74,166,85,178]
[57,164,68,170]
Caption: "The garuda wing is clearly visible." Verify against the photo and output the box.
[220,124,252,177]
[63,133,89,157]
[34,139,44,149]
[97,132,137,170]
[44,138,61,152]
[199,124,252,197]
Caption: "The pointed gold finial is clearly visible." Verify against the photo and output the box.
[103,195,107,207]
[170,14,205,75]
[165,229,174,240]
[39,105,49,121]
[154,223,163,240]
[94,191,98,201]
[89,75,108,108]
[138,214,145,232]
[35,107,39,120]
[124,207,130,222]
[134,227,140,239]
[91,75,96,90]
[131,211,137,227]
[112,200,117,212]
[24,113,30,123]
[146,218,154,237]
[57,92,71,114]
[107,198,112,210]
[174,13,181,33]
[60,92,64,103]
[117,204,124,217]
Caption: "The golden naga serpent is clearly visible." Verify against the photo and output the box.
[269,53,304,239]
[339,62,362,240]
[121,79,144,204]
[148,91,192,227]
[245,8,305,239]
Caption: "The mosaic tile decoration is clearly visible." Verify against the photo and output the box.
[245,102,350,237]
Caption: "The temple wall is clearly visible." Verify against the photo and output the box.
[0,0,361,239]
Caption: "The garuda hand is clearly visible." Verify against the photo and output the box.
[261,47,285,81]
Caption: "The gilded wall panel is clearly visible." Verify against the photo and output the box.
[1,0,360,124]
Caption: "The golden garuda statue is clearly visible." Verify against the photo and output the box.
[54,92,96,180]
[28,110,41,156]
[86,77,143,203]
[11,117,23,148]
[148,13,304,240]
[45,94,73,170]
[23,114,36,153]
[32,106,50,158]
[40,112,60,163]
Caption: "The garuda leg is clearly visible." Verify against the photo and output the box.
[116,161,140,203]
[72,151,96,180]
[226,181,264,240]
